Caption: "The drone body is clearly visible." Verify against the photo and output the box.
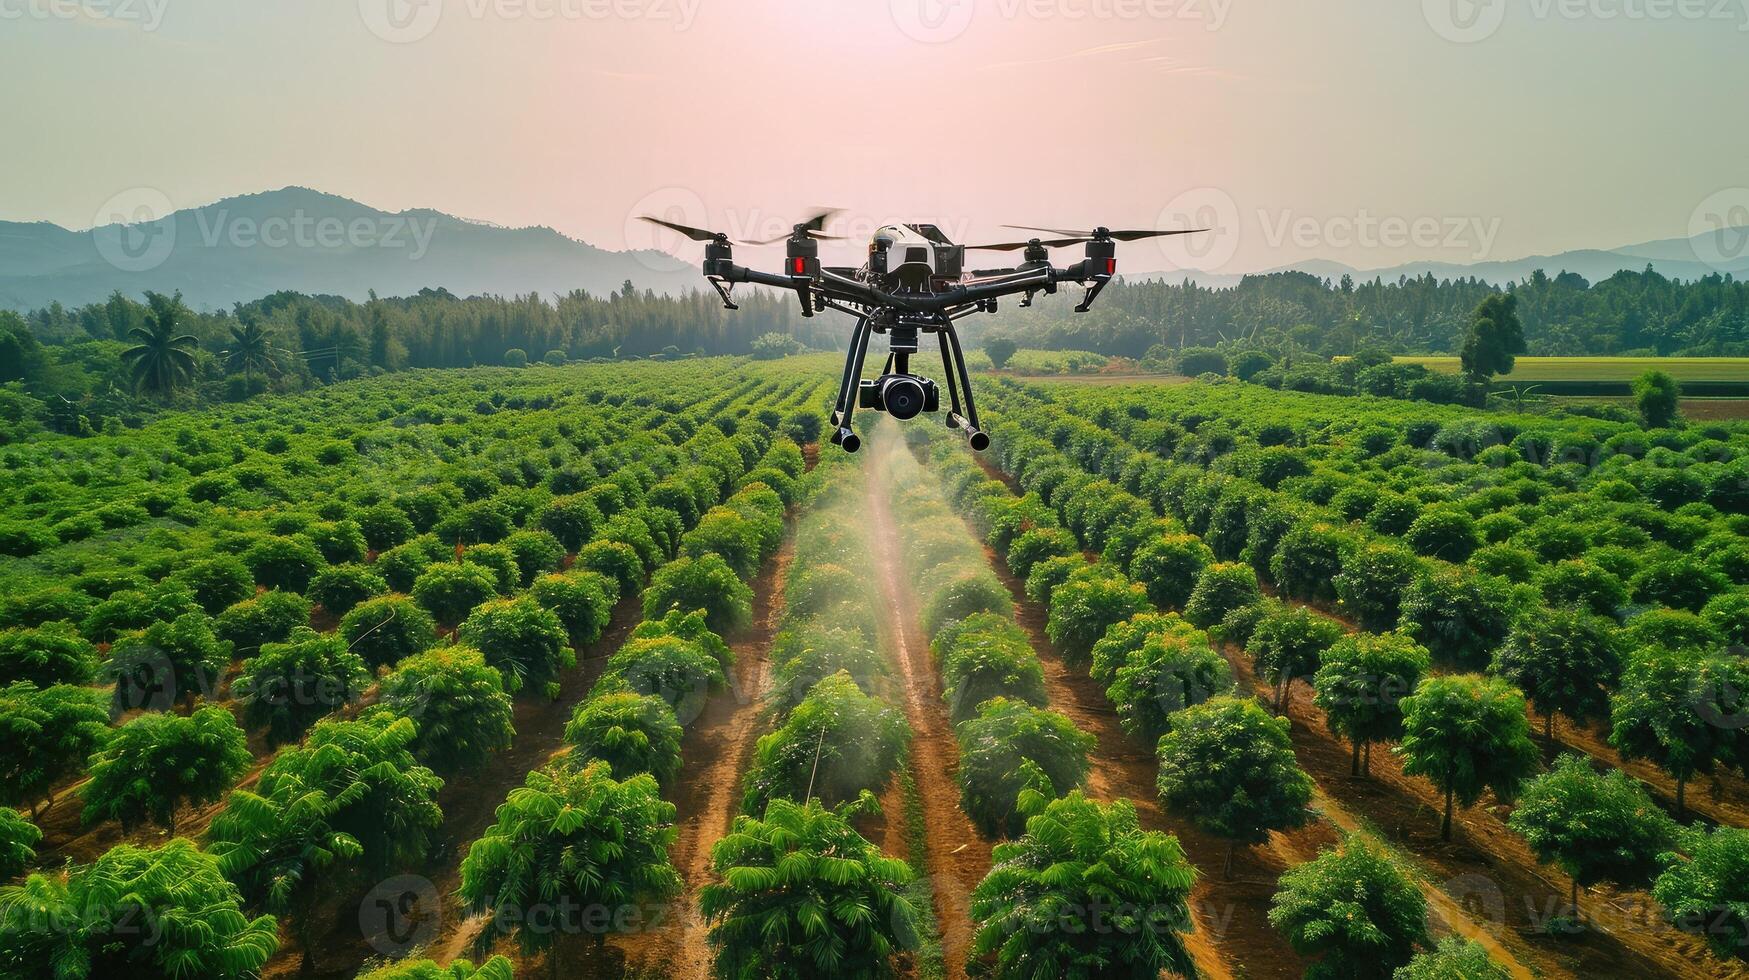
[641,211,1203,453]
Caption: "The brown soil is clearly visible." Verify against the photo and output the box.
[1226,640,1745,980]
[262,593,643,979]
[980,539,1296,980]
[865,437,992,980]
[615,527,795,979]
[1530,705,1749,828]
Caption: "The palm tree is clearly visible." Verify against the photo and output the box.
[223,319,281,387]
[120,292,198,395]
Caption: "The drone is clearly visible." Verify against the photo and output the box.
[639,209,1204,453]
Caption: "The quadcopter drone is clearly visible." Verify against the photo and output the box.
[639,209,1204,453]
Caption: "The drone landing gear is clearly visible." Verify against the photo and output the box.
[827,315,987,454]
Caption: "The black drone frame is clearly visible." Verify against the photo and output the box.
[640,214,1202,453]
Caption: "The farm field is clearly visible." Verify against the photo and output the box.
[1390,355,1749,383]
[0,356,1746,980]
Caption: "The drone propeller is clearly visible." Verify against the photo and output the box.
[965,237,1086,252]
[636,216,727,243]
[1003,224,1208,243]
[740,208,847,246]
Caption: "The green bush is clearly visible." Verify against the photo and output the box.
[935,612,1047,722]
[372,541,431,594]
[969,791,1196,978]
[243,535,326,592]
[564,690,684,785]
[1157,695,1314,876]
[378,646,515,772]
[411,562,499,624]
[1654,825,1749,957]
[575,539,645,595]
[528,571,616,646]
[956,698,1093,836]
[1046,573,1151,664]
[1268,837,1428,980]
[306,563,388,616]
[1398,566,1523,667]
[339,594,437,671]
[740,672,906,814]
[457,597,572,698]
[701,796,916,980]
[1109,632,1233,742]
[106,612,231,713]
[923,571,1015,636]
[80,584,198,643]
[171,555,256,614]
[595,635,724,724]
[643,553,754,633]
[79,707,251,834]
[214,589,311,652]
[1130,534,1213,610]
[1247,605,1345,711]
[0,807,40,881]
[0,622,98,689]
[502,529,565,587]
[1183,562,1263,629]
[236,626,370,746]
[1509,754,1676,914]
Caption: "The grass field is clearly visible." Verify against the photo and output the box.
[1393,356,1749,382]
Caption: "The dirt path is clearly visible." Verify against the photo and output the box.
[615,527,794,979]
[1227,641,1744,980]
[964,450,1555,980]
[978,539,1287,980]
[263,596,644,979]
[1531,703,1749,828]
[865,439,991,980]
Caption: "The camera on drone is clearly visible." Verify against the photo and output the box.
[858,372,939,421]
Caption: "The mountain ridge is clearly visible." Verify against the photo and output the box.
[3,187,1744,311]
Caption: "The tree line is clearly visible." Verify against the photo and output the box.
[977,266,1749,359]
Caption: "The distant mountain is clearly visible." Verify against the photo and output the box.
[0,187,701,312]
[5,187,1745,311]
[1128,230,1749,289]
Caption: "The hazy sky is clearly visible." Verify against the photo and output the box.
[4,0,1747,273]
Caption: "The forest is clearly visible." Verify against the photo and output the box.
[4,264,1747,442]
